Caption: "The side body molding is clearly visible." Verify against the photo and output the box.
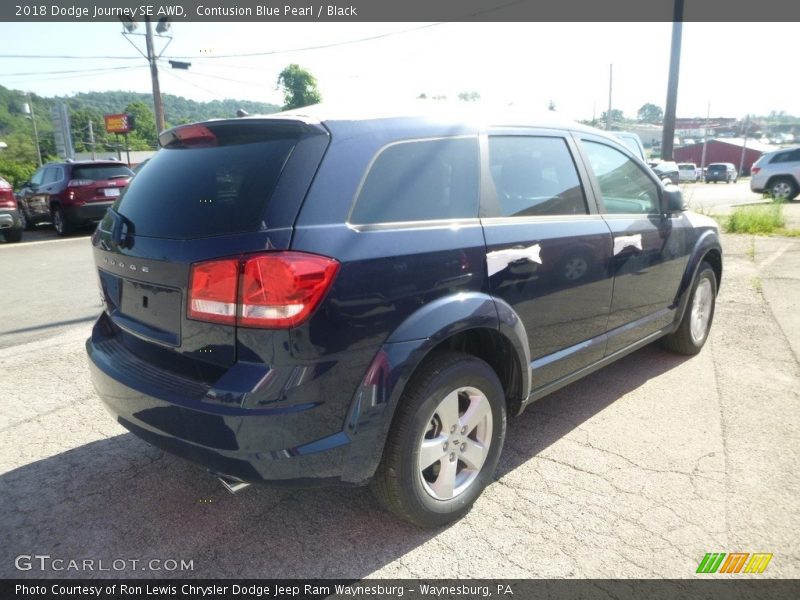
[340,292,531,484]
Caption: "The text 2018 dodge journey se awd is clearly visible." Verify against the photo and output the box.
[87,105,722,527]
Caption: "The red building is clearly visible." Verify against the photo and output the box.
[674,138,775,175]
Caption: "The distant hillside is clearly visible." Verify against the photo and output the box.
[61,91,280,124]
[0,85,280,185]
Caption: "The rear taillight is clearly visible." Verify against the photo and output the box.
[188,259,239,325]
[188,252,339,329]
[751,167,760,175]
[0,191,14,209]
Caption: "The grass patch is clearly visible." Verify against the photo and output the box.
[724,204,786,235]
[750,277,763,294]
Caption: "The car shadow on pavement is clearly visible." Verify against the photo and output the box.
[0,344,690,579]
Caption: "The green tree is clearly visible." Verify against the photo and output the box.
[123,101,158,150]
[637,103,663,123]
[276,64,322,110]
[601,109,625,128]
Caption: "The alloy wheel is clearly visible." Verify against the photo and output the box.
[690,278,713,344]
[417,386,493,501]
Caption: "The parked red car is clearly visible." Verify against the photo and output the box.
[17,160,133,236]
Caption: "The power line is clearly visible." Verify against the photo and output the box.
[0,65,147,84]
[0,53,141,60]
[2,65,146,77]
[164,23,446,59]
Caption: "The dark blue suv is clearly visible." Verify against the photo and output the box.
[87,106,722,527]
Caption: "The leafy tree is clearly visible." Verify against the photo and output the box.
[276,64,322,110]
[637,103,663,123]
[601,109,625,127]
[123,101,158,150]
[416,93,428,99]
[458,91,481,102]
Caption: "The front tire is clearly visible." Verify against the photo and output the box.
[370,351,506,528]
[661,261,717,355]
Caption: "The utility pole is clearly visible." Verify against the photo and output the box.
[700,101,710,176]
[144,17,166,134]
[661,0,684,161]
[88,120,96,160]
[738,115,749,176]
[26,93,42,167]
[606,64,613,131]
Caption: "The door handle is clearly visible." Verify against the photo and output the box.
[487,244,542,276]
[613,234,642,256]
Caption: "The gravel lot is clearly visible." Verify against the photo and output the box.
[1,187,798,579]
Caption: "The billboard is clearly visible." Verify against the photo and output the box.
[104,113,134,134]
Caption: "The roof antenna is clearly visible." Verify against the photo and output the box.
[236,108,249,118]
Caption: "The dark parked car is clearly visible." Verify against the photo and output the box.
[0,176,23,243]
[647,160,680,185]
[17,160,133,235]
[705,162,738,184]
[86,107,722,527]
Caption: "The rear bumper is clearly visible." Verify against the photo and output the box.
[0,211,18,229]
[86,321,359,486]
[65,201,114,225]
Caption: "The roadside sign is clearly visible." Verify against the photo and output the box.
[104,113,134,134]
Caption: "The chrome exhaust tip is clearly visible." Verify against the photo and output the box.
[218,475,251,494]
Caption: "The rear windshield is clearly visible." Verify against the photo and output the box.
[113,125,299,239]
[72,164,133,180]
[708,165,725,171]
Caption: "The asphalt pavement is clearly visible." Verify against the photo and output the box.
[1,189,798,579]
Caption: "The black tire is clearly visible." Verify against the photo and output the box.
[370,350,506,528]
[4,227,22,243]
[18,205,33,231]
[661,261,717,355]
[51,205,73,236]
[768,177,799,201]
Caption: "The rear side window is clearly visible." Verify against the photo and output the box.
[114,127,299,239]
[350,137,478,224]
[72,164,133,180]
[488,136,587,217]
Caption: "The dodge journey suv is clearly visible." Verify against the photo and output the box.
[87,105,722,527]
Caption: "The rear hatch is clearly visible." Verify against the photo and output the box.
[92,118,329,382]
[69,163,133,203]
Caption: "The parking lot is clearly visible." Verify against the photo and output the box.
[1,182,798,579]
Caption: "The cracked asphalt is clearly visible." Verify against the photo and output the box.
[1,217,799,579]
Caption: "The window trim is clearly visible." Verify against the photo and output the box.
[346,134,481,226]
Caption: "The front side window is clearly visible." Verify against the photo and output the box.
[350,137,479,224]
[487,136,587,217]
[582,140,660,214]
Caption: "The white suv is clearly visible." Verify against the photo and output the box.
[750,147,800,201]
[678,163,699,183]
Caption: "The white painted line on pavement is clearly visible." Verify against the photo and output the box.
[0,237,91,250]
[758,242,793,271]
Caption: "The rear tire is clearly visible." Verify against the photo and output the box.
[661,261,717,355]
[370,351,506,528]
[52,205,73,237]
[769,177,798,201]
[4,227,22,243]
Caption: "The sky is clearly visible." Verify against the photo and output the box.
[0,21,797,121]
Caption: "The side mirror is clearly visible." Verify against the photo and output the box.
[663,184,686,213]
